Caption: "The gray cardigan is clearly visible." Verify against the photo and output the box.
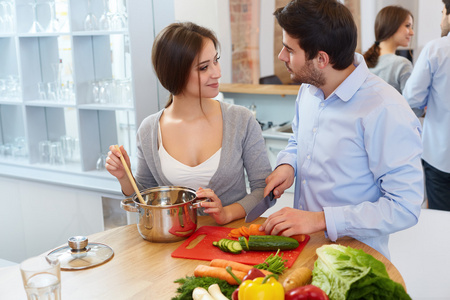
[135,101,272,214]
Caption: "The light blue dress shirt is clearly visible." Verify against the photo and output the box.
[277,53,424,259]
[403,33,450,173]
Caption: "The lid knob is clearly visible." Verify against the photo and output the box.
[68,236,88,250]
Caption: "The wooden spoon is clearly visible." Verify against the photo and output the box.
[114,145,145,205]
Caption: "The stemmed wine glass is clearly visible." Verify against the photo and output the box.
[110,0,126,30]
[99,0,110,30]
[46,0,59,32]
[84,0,98,31]
[28,0,44,33]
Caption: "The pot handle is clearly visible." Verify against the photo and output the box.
[192,197,211,208]
[120,197,139,213]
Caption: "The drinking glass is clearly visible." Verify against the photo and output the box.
[91,81,100,103]
[20,256,61,300]
[99,0,110,30]
[46,0,59,32]
[39,140,51,164]
[28,1,44,33]
[60,135,73,161]
[98,80,111,104]
[84,0,98,31]
[47,82,58,101]
[49,141,65,165]
[38,82,47,100]
[0,79,6,100]
[96,153,107,170]
[0,2,6,33]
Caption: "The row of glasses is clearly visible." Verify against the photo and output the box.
[0,0,14,34]
[37,81,75,103]
[84,0,127,31]
[0,75,21,101]
[0,137,28,161]
[89,78,132,106]
[38,135,79,165]
[28,0,66,33]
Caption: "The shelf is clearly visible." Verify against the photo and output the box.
[72,30,128,36]
[219,83,300,96]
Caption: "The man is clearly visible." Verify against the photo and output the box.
[403,0,450,211]
[261,0,424,259]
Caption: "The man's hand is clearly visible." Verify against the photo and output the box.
[264,164,295,198]
[260,207,326,236]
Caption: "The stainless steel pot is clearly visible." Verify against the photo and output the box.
[120,186,203,243]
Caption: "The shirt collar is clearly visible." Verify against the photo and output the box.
[333,53,370,102]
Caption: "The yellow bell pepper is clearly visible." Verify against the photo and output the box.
[238,274,284,300]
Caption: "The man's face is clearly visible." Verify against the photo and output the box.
[277,30,325,87]
[441,6,450,37]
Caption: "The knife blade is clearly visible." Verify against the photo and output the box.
[245,190,276,222]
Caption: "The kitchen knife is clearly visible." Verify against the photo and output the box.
[245,190,276,222]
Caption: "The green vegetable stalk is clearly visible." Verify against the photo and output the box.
[311,245,411,300]
[254,249,288,274]
[172,276,235,300]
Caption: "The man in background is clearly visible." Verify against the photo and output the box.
[403,0,450,211]
[261,0,424,260]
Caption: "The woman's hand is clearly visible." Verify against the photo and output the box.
[105,145,131,180]
[196,187,229,224]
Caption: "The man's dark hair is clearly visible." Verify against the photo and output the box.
[274,0,357,70]
[444,0,450,14]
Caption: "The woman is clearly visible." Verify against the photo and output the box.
[363,6,414,94]
[106,22,272,225]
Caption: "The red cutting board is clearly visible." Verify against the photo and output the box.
[171,226,310,267]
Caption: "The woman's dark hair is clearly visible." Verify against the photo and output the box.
[363,6,412,68]
[444,0,450,14]
[152,22,219,108]
[274,0,357,70]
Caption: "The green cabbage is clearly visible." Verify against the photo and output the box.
[311,244,411,300]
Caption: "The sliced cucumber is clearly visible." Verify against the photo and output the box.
[213,238,243,254]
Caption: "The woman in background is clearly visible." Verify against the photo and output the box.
[364,6,414,94]
[106,22,272,225]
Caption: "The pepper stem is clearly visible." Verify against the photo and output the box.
[226,266,242,285]
[262,273,279,284]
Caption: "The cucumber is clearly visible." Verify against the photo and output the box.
[213,238,242,254]
[238,236,249,251]
[241,235,299,251]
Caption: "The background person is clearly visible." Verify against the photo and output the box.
[403,0,450,211]
[363,6,423,117]
[261,0,423,259]
[106,22,272,224]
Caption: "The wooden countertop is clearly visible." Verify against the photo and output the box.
[0,217,406,299]
[219,83,300,96]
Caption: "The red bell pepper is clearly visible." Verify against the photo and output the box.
[285,285,329,300]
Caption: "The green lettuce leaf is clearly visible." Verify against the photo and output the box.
[311,244,411,300]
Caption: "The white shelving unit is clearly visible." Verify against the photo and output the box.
[0,0,175,264]
[0,0,173,181]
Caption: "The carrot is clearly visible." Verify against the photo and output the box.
[290,234,306,243]
[249,224,265,236]
[194,265,246,285]
[210,259,273,276]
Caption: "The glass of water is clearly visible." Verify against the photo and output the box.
[20,255,61,300]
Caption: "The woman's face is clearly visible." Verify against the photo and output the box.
[183,38,221,99]
[392,15,414,48]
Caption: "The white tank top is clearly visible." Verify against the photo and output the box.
[158,124,221,190]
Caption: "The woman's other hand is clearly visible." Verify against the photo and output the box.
[105,145,131,180]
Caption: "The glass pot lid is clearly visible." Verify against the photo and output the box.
[47,236,114,270]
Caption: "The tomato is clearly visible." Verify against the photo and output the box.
[285,285,329,300]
